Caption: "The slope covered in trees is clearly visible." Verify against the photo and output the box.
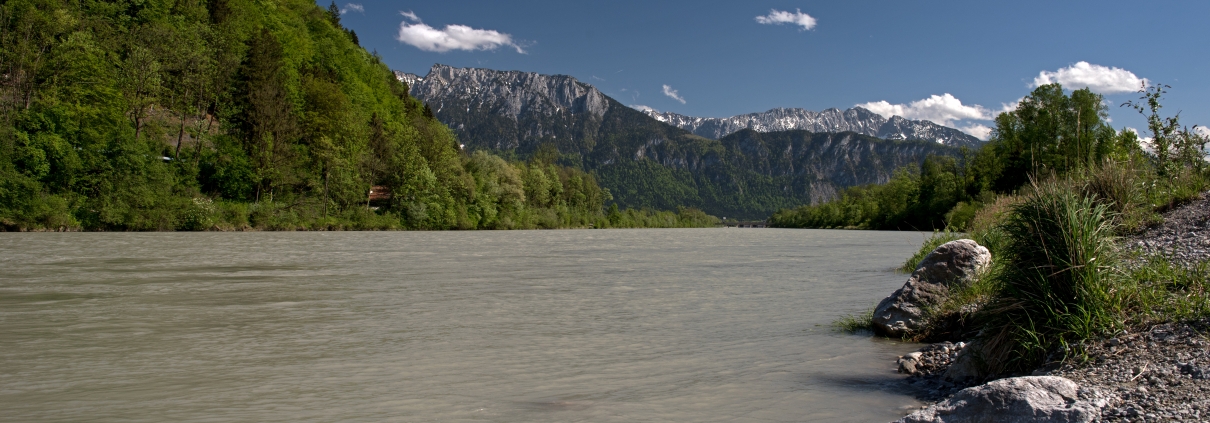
[0,0,716,230]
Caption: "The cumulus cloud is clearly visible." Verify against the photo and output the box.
[958,123,993,141]
[858,94,999,140]
[857,93,992,126]
[340,3,363,14]
[1195,126,1210,138]
[1033,61,1147,94]
[396,11,525,54]
[630,105,657,112]
[755,8,817,30]
[662,85,686,104]
[1000,97,1023,114]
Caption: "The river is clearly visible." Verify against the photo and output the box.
[0,229,930,422]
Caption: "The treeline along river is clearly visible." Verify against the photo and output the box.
[1,229,932,422]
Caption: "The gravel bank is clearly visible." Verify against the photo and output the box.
[1044,321,1210,422]
[894,191,1210,422]
[1132,191,1210,264]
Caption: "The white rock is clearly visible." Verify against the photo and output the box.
[893,376,1100,423]
[872,239,991,337]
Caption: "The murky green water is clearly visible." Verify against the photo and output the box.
[0,229,930,422]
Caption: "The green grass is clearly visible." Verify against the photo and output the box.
[833,306,875,333]
[1127,255,1210,322]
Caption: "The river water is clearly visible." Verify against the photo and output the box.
[0,229,931,422]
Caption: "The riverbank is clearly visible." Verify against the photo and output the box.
[893,191,1210,422]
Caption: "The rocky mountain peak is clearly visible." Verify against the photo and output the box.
[397,64,609,121]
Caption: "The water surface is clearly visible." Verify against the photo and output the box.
[0,229,930,422]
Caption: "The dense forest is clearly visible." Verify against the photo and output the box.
[770,83,1209,231]
[0,0,717,230]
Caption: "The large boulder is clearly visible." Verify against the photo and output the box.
[873,239,990,337]
[893,376,1100,423]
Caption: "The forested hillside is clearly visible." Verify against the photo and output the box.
[0,0,716,230]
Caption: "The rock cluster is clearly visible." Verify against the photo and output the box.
[898,342,969,377]
[1132,191,1210,264]
[895,376,1101,423]
[873,239,991,337]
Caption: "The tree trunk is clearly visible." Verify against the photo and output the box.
[175,114,185,158]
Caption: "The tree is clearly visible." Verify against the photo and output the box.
[984,83,1120,191]
[238,29,297,202]
[120,45,162,142]
[327,1,341,26]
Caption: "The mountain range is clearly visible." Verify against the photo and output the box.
[396,64,963,218]
[642,107,983,148]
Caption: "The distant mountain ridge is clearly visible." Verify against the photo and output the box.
[643,107,984,148]
[395,64,962,218]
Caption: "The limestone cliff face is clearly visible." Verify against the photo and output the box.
[644,107,984,149]
[395,65,608,151]
[396,65,961,218]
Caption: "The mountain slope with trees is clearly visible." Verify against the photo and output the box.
[0,0,717,230]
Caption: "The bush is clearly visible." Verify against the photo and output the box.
[978,180,1124,374]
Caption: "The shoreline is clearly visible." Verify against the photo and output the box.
[889,191,1210,422]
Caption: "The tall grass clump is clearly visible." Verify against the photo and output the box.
[978,180,1124,374]
[1077,161,1152,234]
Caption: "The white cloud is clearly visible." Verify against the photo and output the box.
[340,3,363,14]
[662,85,686,104]
[630,105,657,113]
[858,94,999,140]
[958,123,993,141]
[1195,126,1210,138]
[1033,61,1147,94]
[755,9,817,30]
[1000,97,1023,114]
[857,93,992,127]
[396,12,525,54]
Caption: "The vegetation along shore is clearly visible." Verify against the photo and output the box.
[816,83,1210,420]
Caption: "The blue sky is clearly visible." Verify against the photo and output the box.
[330,0,1209,139]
